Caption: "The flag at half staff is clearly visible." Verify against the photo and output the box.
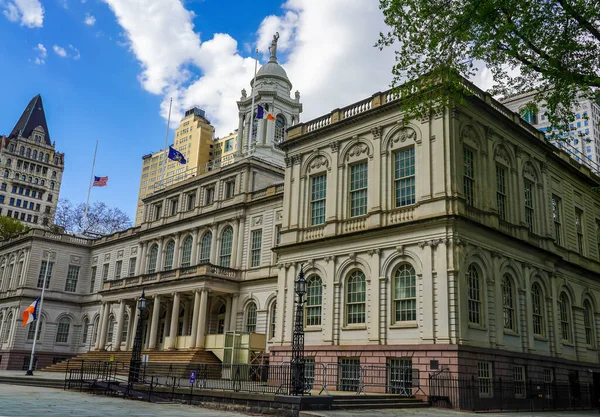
[22,297,39,327]
[168,146,187,164]
[93,176,108,187]
[257,104,275,121]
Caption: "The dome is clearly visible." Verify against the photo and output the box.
[251,32,292,90]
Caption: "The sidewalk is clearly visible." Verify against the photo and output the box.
[0,370,64,379]
[303,409,600,417]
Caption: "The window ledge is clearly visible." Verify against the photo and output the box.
[503,330,520,337]
[390,321,418,329]
[304,326,322,332]
[342,325,367,331]
[468,324,487,331]
[533,335,548,342]
[561,341,575,347]
[586,346,597,351]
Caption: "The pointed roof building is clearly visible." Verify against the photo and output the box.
[9,94,51,145]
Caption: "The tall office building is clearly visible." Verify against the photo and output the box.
[0,95,64,226]
[135,107,215,225]
[502,91,600,174]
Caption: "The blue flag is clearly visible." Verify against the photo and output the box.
[256,104,265,119]
[168,146,186,164]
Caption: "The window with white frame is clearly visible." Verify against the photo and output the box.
[122,313,129,344]
[219,227,233,267]
[477,362,493,398]
[513,366,526,398]
[115,260,122,280]
[107,316,115,345]
[531,283,545,337]
[181,236,193,267]
[250,229,262,267]
[186,192,196,211]
[27,316,41,341]
[64,265,80,292]
[524,180,534,232]
[169,198,178,216]
[552,195,562,245]
[467,264,482,325]
[89,266,97,293]
[163,240,175,270]
[200,232,212,263]
[558,293,572,343]
[502,275,515,331]
[55,317,70,343]
[205,186,215,205]
[584,300,595,346]
[37,260,53,288]
[543,368,554,399]
[306,275,322,326]
[346,270,366,324]
[575,207,584,255]
[82,318,89,345]
[496,164,508,221]
[349,162,368,217]
[246,302,257,333]
[102,263,109,281]
[269,302,277,339]
[310,174,327,225]
[394,147,415,207]
[148,244,159,273]
[393,264,416,322]
[463,148,475,206]
[128,258,136,277]
[224,180,235,199]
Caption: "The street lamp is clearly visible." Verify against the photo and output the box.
[290,265,306,395]
[128,289,147,385]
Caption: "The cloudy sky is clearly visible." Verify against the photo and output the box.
[0,0,492,220]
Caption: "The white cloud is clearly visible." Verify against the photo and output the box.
[2,0,44,27]
[84,13,95,25]
[69,44,80,60]
[53,44,67,57]
[33,42,46,64]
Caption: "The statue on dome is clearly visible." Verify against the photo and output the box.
[241,88,247,99]
[269,32,280,62]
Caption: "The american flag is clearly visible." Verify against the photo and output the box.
[93,176,108,187]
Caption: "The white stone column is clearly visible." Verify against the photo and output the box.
[181,296,190,336]
[231,218,240,268]
[236,217,245,268]
[148,294,161,350]
[137,242,146,275]
[94,303,106,350]
[167,292,180,350]
[323,257,336,344]
[420,243,435,343]
[114,300,126,351]
[190,291,201,348]
[368,249,381,343]
[98,303,111,351]
[224,295,232,332]
[210,226,218,264]
[190,229,199,265]
[196,290,208,347]
[229,294,239,331]
[128,303,139,350]
[173,234,181,269]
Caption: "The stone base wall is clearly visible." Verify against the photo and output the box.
[0,349,74,371]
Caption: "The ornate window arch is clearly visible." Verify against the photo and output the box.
[305,275,322,326]
[219,226,233,267]
[82,317,89,345]
[346,270,366,324]
[19,146,24,156]
[199,231,212,263]
[2,311,13,343]
[56,317,71,343]
[274,114,286,144]
[531,282,545,337]
[181,236,193,267]
[393,263,416,322]
[121,312,129,344]
[32,150,37,159]
[107,315,115,345]
[501,274,516,331]
[584,299,595,347]
[148,244,159,273]
[467,264,483,325]
[269,301,277,339]
[26,148,31,158]
[245,301,257,333]
[558,292,573,343]
[92,316,100,344]
[163,240,175,270]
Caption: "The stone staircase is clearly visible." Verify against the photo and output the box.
[40,349,221,373]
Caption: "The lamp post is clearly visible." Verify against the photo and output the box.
[128,289,147,385]
[290,265,307,395]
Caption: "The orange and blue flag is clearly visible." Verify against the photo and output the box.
[22,297,39,327]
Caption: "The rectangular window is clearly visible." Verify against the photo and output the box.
[477,362,493,398]
[205,187,215,205]
[225,180,235,199]
[102,263,109,282]
[349,162,368,217]
[64,265,80,292]
[310,174,327,225]
[128,258,136,277]
[115,260,122,279]
[304,358,315,390]
[339,358,361,392]
[496,165,507,221]
[37,261,54,289]
[524,180,534,232]
[463,148,475,206]
[170,198,178,216]
[552,195,562,245]
[89,266,96,292]
[394,147,416,207]
[153,203,162,221]
[250,230,262,268]
[575,207,584,255]
[186,193,196,211]
[513,366,526,398]
[543,368,554,399]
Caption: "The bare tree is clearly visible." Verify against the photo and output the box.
[54,198,132,235]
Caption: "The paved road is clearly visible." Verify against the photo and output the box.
[316,409,600,417]
[0,384,248,417]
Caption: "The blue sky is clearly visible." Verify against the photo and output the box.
[1,0,478,222]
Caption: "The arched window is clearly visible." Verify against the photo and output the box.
[2,312,13,342]
[346,270,366,324]
[40,179,44,186]
[502,275,516,331]
[199,232,212,263]
[56,317,70,343]
[50,182,54,189]
[269,302,277,339]
[27,316,42,341]
[163,240,175,270]
[122,313,129,345]
[32,150,37,159]
[34,178,38,184]
[584,300,595,347]
[19,146,24,156]
[531,283,545,336]
[3,170,7,179]
[467,264,482,325]
[181,236,193,267]
[92,316,99,344]
[306,276,322,326]
[217,304,226,334]
[219,227,233,267]
[558,293,572,343]
[274,114,286,144]
[8,144,14,152]
[44,154,49,163]
[26,148,31,158]
[246,302,257,333]
[82,317,89,345]
[6,159,11,166]
[39,152,43,161]
[107,315,115,345]
[393,264,416,322]
[28,176,32,183]
[148,244,159,273]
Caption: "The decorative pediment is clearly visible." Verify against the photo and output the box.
[92,256,98,264]
[276,210,283,221]
[117,250,124,259]
[104,253,111,262]
[346,142,369,161]
[390,127,416,146]
[130,246,138,255]
[308,155,329,172]
[494,144,510,165]
[460,125,482,148]
[252,215,263,227]
[70,255,81,265]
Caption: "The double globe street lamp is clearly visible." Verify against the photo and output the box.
[290,265,307,395]
[128,289,147,385]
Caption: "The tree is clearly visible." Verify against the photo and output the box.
[54,198,132,235]
[377,0,600,134]
[0,216,28,240]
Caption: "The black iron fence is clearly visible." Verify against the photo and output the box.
[429,373,598,411]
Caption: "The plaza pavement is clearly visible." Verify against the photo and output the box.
[307,410,600,417]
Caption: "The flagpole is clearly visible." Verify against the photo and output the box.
[83,140,98,233]
[247,48,259,156]
[26,250,52,376]
[160,98,173,190]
